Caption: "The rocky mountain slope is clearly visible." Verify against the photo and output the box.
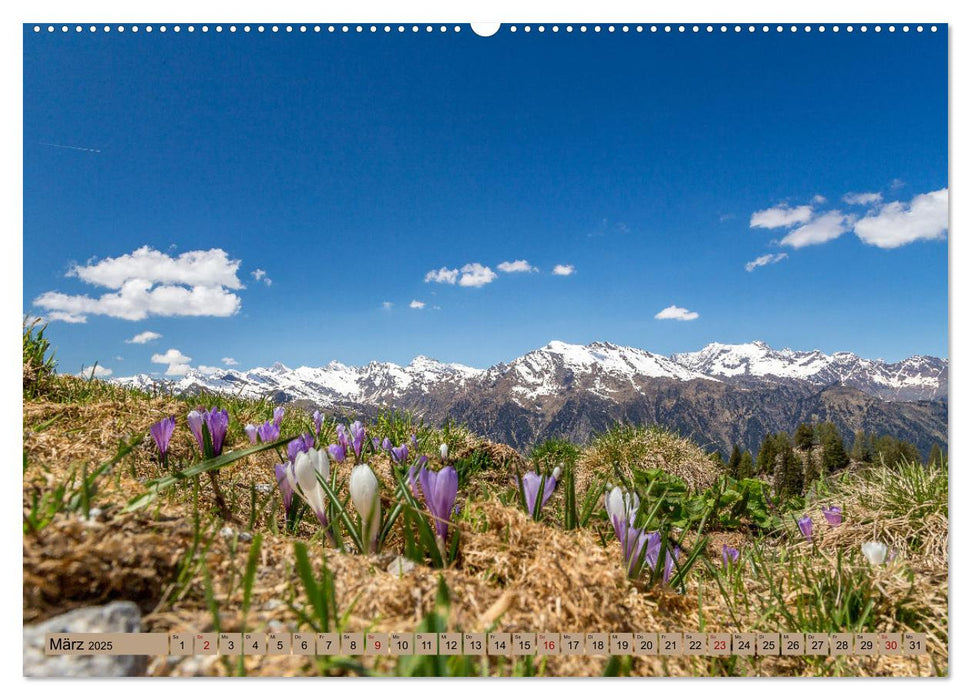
[115,340,948,455]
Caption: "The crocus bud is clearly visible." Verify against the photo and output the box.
[604,485,639,541]
[274,463,295,515]
[245,424,258,444]
[349,463,381,554]
[149,416,176,458]
[294,448,330,527]
[797,515,813,543]
[552,465,562,481]
[187,410,205,452]
[439,443,448,461]
[861,541,888,565]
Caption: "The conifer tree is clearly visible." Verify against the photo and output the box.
[850,430,872,463]
[819,422,849,473]
[738,451,754,480]
[794,423,815,451]
[756,433,777,475]
[773,432,804,499]
[803,449,820,488]
[728,444,742,478]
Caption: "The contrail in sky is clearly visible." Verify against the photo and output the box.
[38,141,102,153]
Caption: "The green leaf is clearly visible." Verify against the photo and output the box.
[125,435,293,511]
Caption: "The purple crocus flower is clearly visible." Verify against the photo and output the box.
[416,455,429,469]
[204,408,229,456]
[372,436,381,451]
[149,416,176,459]
[381,437,393,452]
[188,407,229,457]
[349,421,366,458]
[273,406,285,427]
[663,546,681,583]
[187,410,205,453]
[336,424,349,451]
[797,515,814,543]
[418,466,458,540]
[822,505,842,527]
[521,470,558,515]
[274,463,295,516]
[328,443,347,464]
[410,433,418,450]
[312,410,323,436]
[390,444,409,464]
[287,433,315,463]
[244,424,258,445]
[722,545,740,568]
[617,523,660,577]
[257,419,281,443]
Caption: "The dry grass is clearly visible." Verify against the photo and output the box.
[22,391,947,677]
[577,423,720,494]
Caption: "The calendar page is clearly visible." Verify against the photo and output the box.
[21,15,948,679]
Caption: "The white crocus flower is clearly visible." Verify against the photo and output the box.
[861,541,888,565]
[439,442,449,461]
[294,448,330,525]
[552,465,563,481]
[604,485,640,526]
[349,463,381,554]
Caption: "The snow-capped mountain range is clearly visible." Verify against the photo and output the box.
[116,340,947,405]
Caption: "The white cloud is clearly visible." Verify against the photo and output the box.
[71,246,242,289]
[497,259,538,273]
[79,365,113,378]
[221,357,238,366]
[812,194,827,204]
[779,211,854,248]
[424,267,459,284]
[34,246,243,322]
[750,204,813,229]
[382,301,393,310]
[458,263,497,288]
[853,188,948,249]
[409,300,426,309]
[125,330,162,344]
[151,348,192,376]
[890,178,906,190]
[843,192,883,206]
[552,264,575,276]
[196,365,222,374]
[251,268,272,286]
[745,253,789,272]
[152,348,190,365]
[46,311,86,323]
[654,305,699,321]
[35,281,242,323]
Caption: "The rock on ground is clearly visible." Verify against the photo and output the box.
[23,601,147,677]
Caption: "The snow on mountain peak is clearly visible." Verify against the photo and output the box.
[111,339,947,407]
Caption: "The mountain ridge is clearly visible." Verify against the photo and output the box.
[115,339,948,404]
[112,340,947,456]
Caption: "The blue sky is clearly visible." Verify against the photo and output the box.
[23,25,948,377]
